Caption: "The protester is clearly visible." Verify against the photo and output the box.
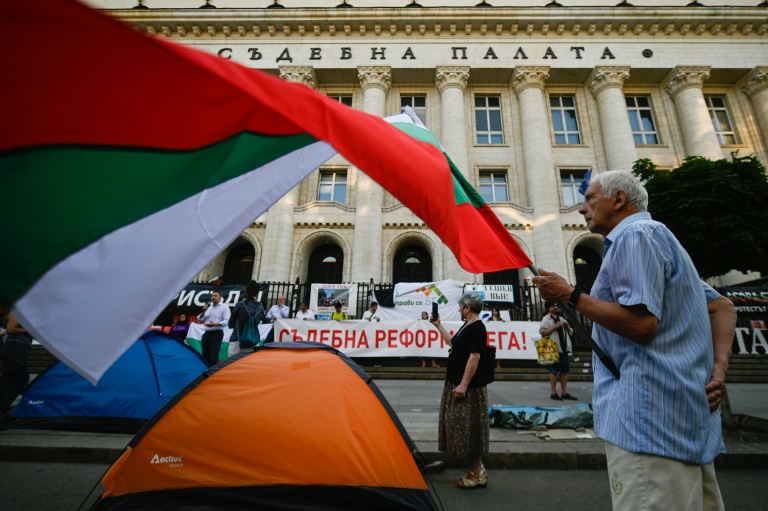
[430,292,489,489]
[330,301,348,320]
[539,301,576,401]
[167,313,191,342]
[363,302,381,322]
[295,302,315,320]
[533,170,736,510]
[0,312,34,418]
[266,296,290,323]
[486,308,504,369]
[196,290,231,365]
[229,280,266,346]
[420,311,440,369]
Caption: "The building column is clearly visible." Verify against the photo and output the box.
[741,67,768,152]
[663,66,723,160]
[436,66,473,282]
[436,66,471,177]
[350,66,389,282]
[512,66,568,277]
[588,66,638,171]
[259,66,317,282]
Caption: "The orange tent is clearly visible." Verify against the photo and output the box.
[91,342,439,510]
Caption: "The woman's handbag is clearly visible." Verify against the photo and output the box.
[535,337,560,366]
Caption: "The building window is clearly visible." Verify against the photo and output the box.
[400,95,426,125]
[706,96,738,144]
[329,95,352,107]
[550,95,581,144]
[479,172,509,202]
[318,170,347,204]
[475,96,504,144]
[626,96,659,145]
[560,170,587,207]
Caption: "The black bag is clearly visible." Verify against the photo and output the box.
[238,302,263,349]
[484,345,496,384]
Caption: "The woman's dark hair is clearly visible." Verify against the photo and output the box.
[245,280,260,300]
[544,301,556,309]
[178,313,189,324]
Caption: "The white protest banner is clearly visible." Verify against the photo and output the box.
[465,284,515,303]
[273,319,539,359]
[310,283,358,319]
[373,280,465,321]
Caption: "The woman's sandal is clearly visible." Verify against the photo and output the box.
[457,469,487,489]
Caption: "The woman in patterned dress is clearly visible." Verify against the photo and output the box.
[430,292,489,489]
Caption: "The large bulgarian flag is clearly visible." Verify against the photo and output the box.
[1,0,531,383]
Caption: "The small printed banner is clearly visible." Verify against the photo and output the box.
[274,319,539,359]
[721,286,768,354]
[310,283,358,319]
[465,284,515,303]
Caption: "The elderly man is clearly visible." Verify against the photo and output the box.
[533,170,736,511]
[266,296,290,323]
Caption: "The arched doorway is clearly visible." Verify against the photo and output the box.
[222,244,255,285]
[307,244,344,286]
[573,245,601,292]
[393,245,432,284]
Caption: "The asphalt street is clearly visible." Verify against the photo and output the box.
[2,462,768,511]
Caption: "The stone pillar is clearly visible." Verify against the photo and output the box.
[436,66,471,177]
[663,66,723,160]
[259,66,317,282]
[350,66,390,282]
[741,67,768,152]
[512,66,568,277]
[436,66,472,282]
[588,66,638,171]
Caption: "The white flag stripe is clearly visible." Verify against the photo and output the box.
[16,140,336,383]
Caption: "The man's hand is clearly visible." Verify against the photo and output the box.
[705,369,726,413]
[531,269,573,303]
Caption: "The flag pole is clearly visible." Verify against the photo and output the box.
[527,264,620,380]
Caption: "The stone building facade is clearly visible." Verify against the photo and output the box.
[93,0,768,293]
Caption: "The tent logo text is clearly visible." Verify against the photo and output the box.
[26,400,44,406]
[150,454,184,467]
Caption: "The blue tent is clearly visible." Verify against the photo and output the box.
[5,331,209,433]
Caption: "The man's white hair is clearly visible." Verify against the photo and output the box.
[591,170,648,211]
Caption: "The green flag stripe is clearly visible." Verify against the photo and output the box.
[390,121,487,209]
[2,131,317,306]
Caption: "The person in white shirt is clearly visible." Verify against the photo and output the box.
[362,302,381,322]
[295,302,315,320]
[197,290,231,365]
[266,296,290,323]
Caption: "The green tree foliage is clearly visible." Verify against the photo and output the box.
[632,156,768,279]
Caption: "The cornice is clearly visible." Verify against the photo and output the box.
[741,66,768,97]
[112,8,768,39]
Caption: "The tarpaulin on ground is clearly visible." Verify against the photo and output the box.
[489,403,594,430]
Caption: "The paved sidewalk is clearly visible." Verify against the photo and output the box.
[1,380,766,470]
